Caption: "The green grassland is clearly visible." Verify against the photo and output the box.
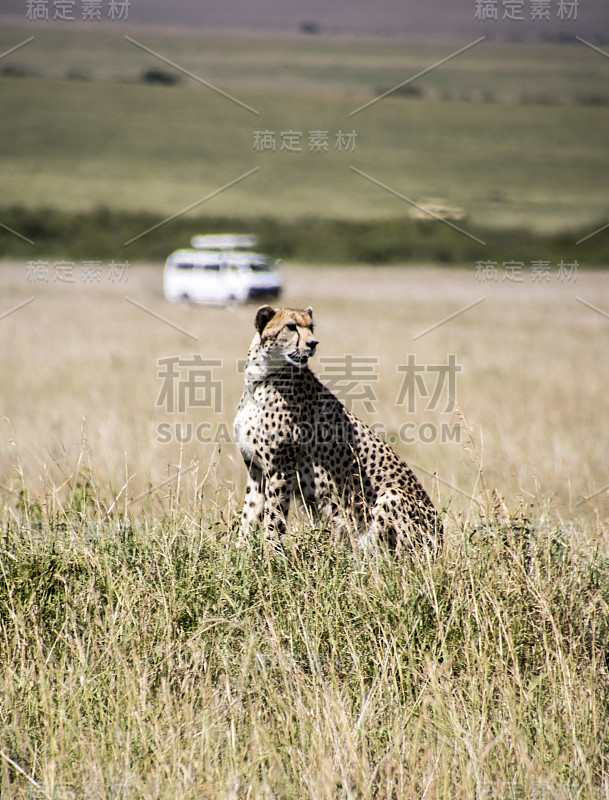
[2,27,608,100]
[1,26,608,234]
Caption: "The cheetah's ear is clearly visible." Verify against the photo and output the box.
[255,305,276,335]
[306,307,313,319]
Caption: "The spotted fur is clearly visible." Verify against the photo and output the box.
[234,305,442,552]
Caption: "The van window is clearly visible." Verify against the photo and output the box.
[249,261,271,272]
[176,263,194,270]
[201,264,221,271]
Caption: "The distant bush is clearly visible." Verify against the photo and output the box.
[141,69,181,86]
[299,21,321,34]
[576,94,609,107]
[65,68,91,82]
[521,92,560,106]
[0,65,34,78]
[374,83,423,99]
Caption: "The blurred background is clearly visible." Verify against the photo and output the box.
[1,0,608,527]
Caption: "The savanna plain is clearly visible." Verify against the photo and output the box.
[1,263,609,799]
[1,23,609,800]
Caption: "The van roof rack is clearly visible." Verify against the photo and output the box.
[190,234,258,251]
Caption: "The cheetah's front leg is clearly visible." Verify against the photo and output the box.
[239,463,295,543]
[238,464,265,543]
[262,467,296,540]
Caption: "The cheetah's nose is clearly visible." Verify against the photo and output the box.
[307,339,318,351]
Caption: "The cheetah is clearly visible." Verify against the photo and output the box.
[233,305,442,553]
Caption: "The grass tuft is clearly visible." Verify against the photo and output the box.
[1,492,608,798]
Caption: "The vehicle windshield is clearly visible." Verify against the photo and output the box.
[248,261,273,272]
[174,262,221,271]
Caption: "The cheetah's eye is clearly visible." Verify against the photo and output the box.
[285,323,297,332]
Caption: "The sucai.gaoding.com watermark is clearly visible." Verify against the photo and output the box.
[155,355,234,445]
[392,354,462,445]
[154,353,463,447]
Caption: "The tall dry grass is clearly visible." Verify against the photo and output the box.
[1,261,608,798]
[1,478,608,798]
[1,262,608,526]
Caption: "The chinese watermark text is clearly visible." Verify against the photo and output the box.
[25,260,130,284]
[26,0,130,21]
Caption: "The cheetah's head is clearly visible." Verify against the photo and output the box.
[245,305,318,382]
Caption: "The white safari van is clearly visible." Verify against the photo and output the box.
[163,234,282,306]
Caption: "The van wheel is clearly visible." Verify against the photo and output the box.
[226,295,237,309]
[180,293,191,304]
